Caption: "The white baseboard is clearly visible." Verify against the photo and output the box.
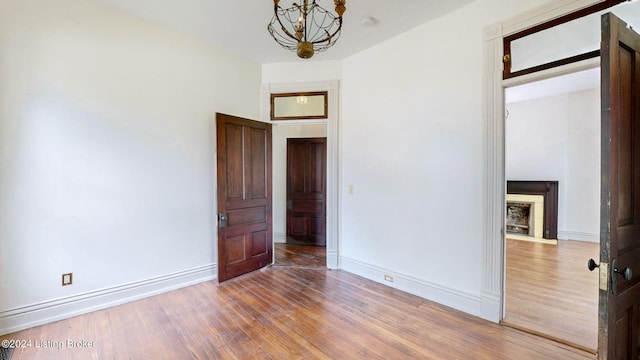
[0,264,217,336]
[327,250,338,269]
[557,231,599,243]
[480,290,502,323]
[274,232,286,243]
[339,256,482,318]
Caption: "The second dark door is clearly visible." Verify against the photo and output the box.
[286,138,326,246]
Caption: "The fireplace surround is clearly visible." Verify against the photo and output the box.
[506,180,559,240]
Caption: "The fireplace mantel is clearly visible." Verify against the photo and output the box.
[506,181,559,239]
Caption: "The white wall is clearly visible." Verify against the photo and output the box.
[0,0,261,334]
[506,88,600,242]
[339,0,549,316]
[566,89,600,240]
[262,61,342,84]
[506,94,568,183]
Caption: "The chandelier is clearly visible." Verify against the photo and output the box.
[268,0,346,59]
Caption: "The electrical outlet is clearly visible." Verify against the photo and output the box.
[384,274,393,282]
[348,185,354,194]
[62,273,73,286]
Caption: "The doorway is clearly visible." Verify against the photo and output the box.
[482,0,640,356]
[501,69,601,352]
[271,124,327,268]
[275,137,328,269]
[286,137,327,246]
[263,81,338,268]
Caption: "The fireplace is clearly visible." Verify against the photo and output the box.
[506,194,544,238]
[506,181,558,240]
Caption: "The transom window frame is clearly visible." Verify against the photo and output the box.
[270,91,329,121]
[502,0,624,79]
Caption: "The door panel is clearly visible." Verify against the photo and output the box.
[286,138,327,246]
[599,13,640,359]
[310,217,324,235]
[290,217,307,236]
[217,113,272,282]
[250,128,268,198]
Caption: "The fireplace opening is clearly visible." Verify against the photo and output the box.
[507,202,533,236]
[506,193,545,240]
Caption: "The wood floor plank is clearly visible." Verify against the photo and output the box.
[504,238,599,352]
[274,243,326,268]
[220,279,326,359]
[1,266,594,359]
[245,271,384,358]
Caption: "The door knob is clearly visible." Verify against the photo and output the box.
[614,264,633,281]
[218,213,228,228]
[611,258,632,293]
[587,258,599,271]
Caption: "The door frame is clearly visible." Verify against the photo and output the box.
[481,0,605,322]
[261,80,339,269]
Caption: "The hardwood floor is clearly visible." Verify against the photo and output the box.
[1,266,593,359]
[274,243,326,268]
[503,238,599,353]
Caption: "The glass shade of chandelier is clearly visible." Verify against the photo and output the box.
[268,0,346,59]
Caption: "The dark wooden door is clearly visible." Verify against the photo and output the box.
[598,13,640,359]
[286,138,326,246]
[216,113,272,282]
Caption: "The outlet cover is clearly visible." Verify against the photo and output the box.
[62,273,73,286]
[384,275,393,282]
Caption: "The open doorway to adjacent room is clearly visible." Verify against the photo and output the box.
[502,68,600,352]
[272,124,327,269]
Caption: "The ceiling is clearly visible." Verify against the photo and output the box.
[505,67,600,104]
[89,0,475,64]
[87,0,639,102]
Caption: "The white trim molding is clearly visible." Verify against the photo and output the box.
[0,264,216,336]
[558,231,600,243]
[482,0,605,323]
[340,257,482,317]
[274,232,287,244]
[481,21,506,323]
[261,80,340,269]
